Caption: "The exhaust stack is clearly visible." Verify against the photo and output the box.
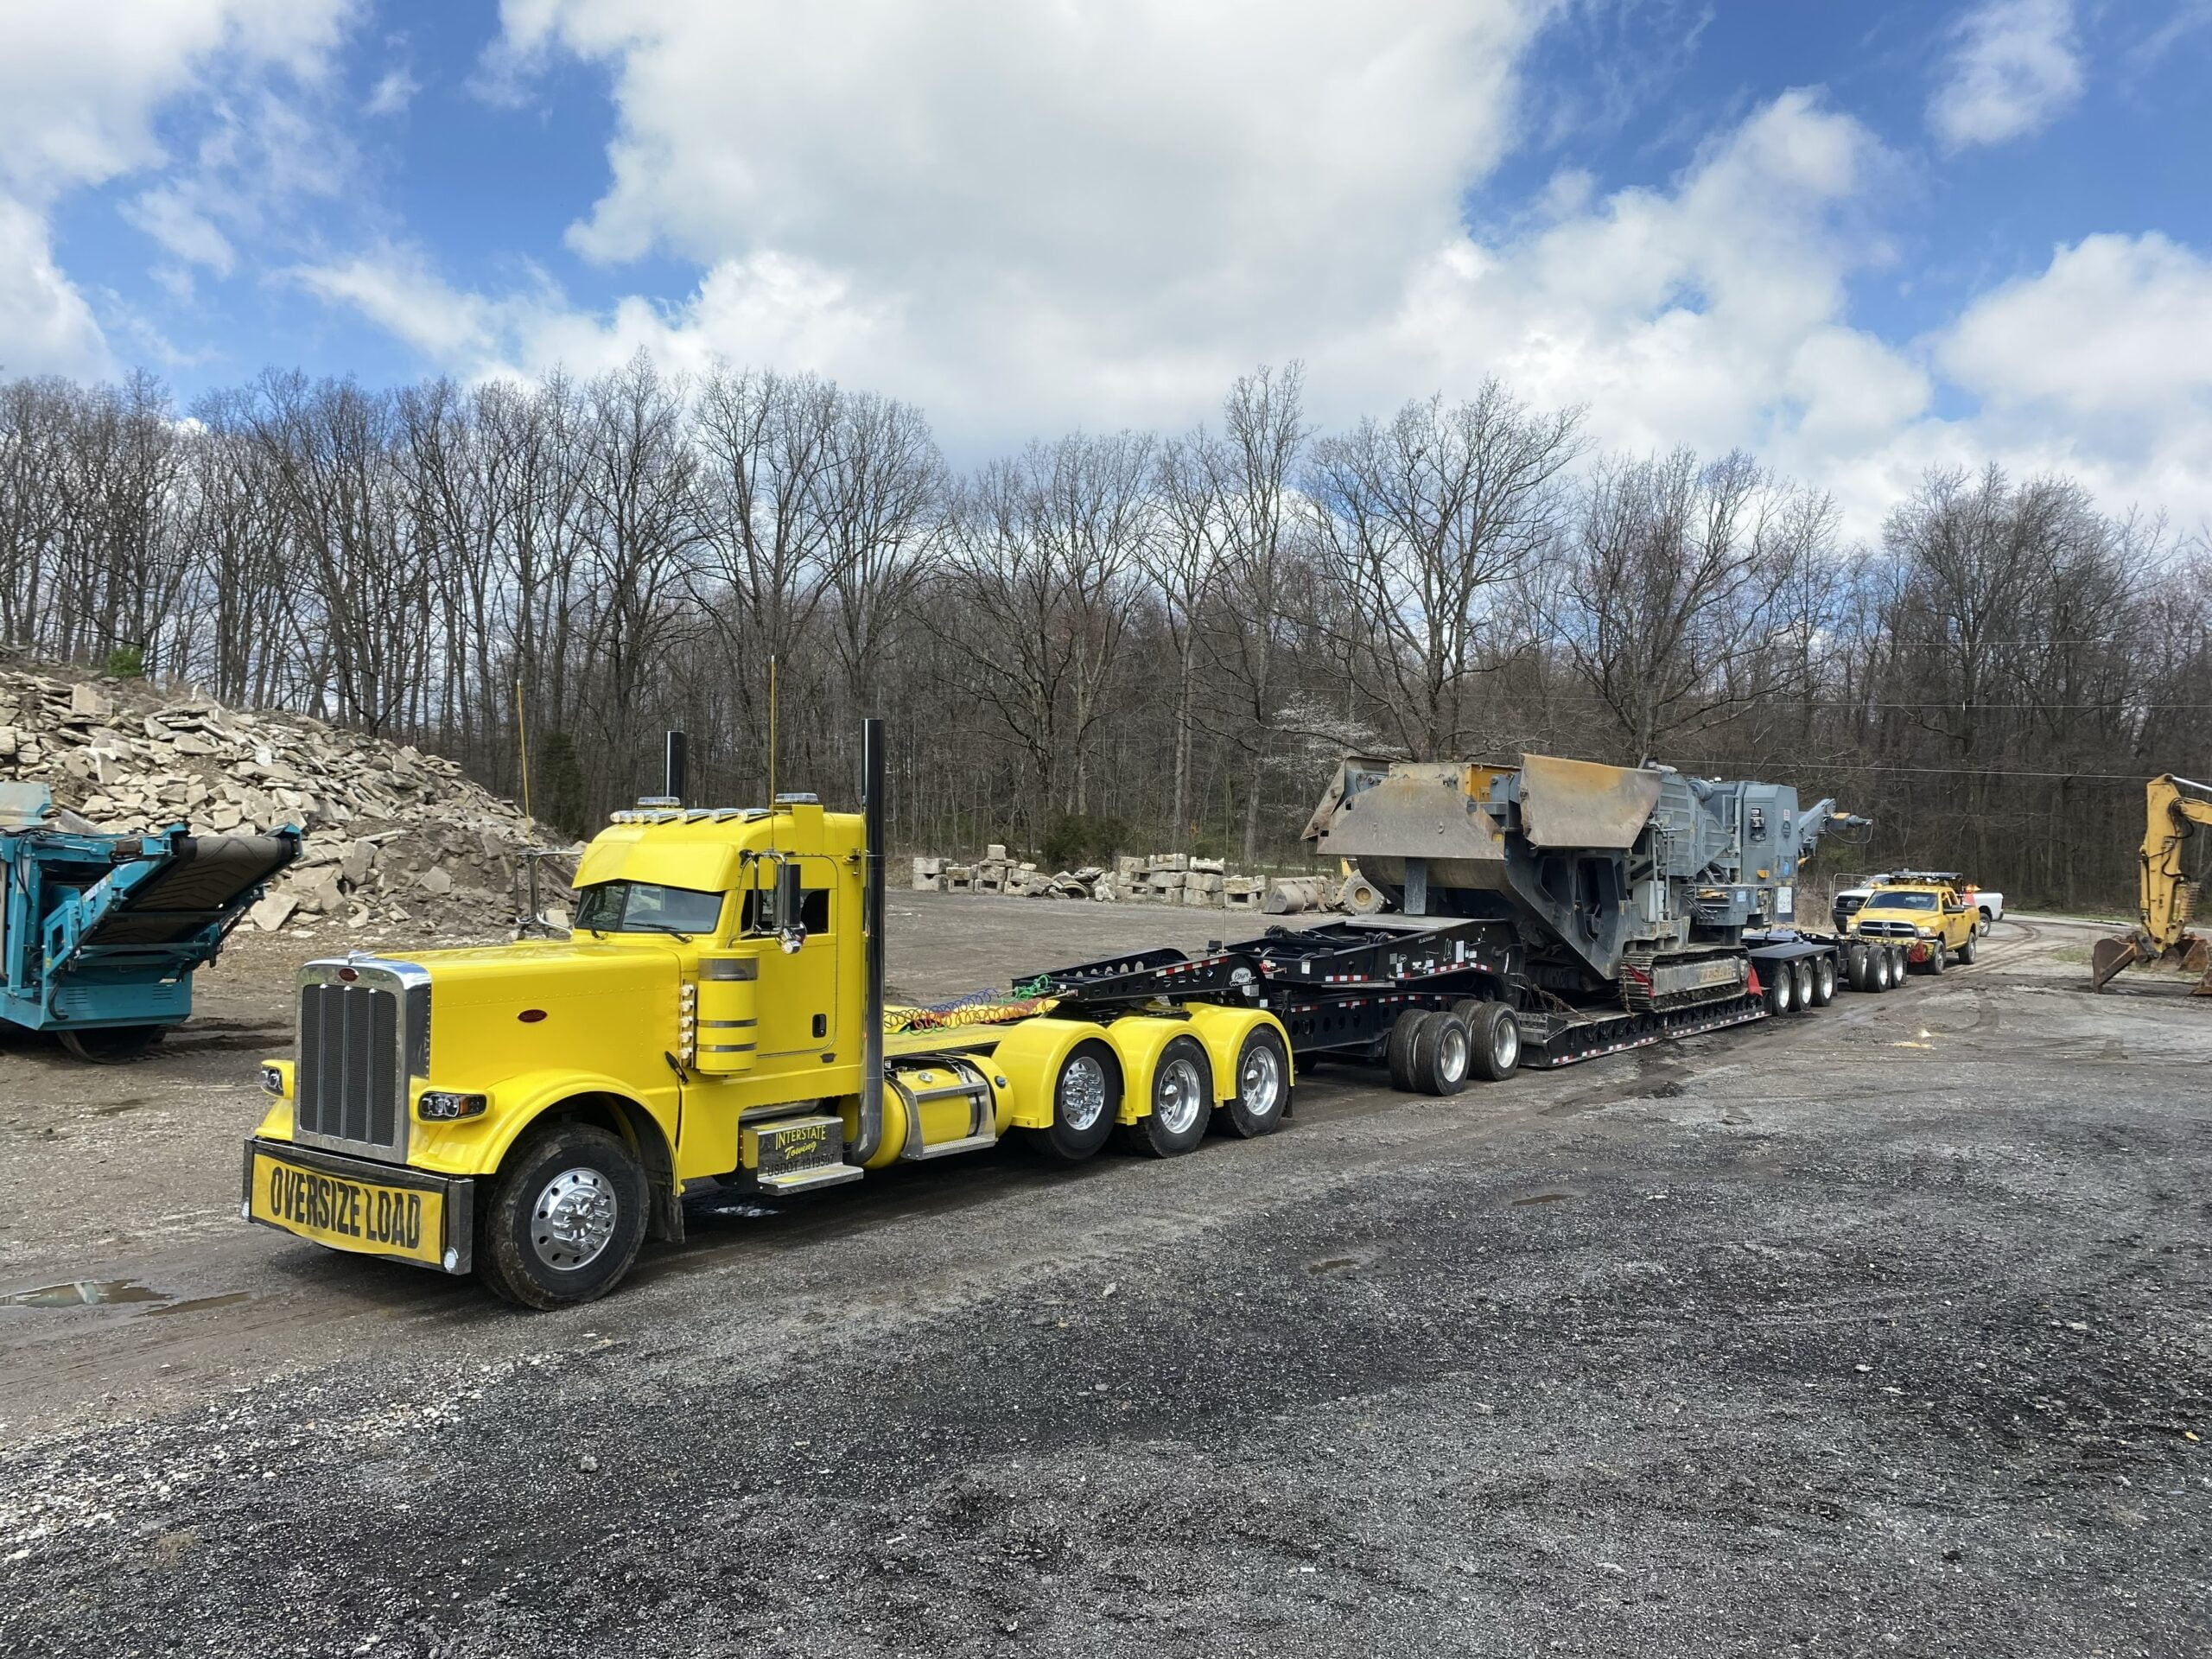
[853,717,887,1162]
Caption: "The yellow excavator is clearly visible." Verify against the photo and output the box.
[2092,774,2212,994]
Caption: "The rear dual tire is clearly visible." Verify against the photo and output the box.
[1122,1025,1292,1154]
[1386,1003,1519,1095]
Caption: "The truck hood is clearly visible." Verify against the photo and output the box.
[354,939,679,1008]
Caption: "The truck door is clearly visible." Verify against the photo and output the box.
[753,874,839,1059]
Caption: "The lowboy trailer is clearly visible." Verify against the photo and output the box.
[1024,916,1870,1096]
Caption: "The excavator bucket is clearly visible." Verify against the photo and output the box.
[2090,934,2140,991]
[2183,935,2212,995]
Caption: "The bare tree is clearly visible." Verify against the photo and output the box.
[1307,381,1583,758]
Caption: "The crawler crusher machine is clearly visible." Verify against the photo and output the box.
[0,783,298,1058]
[1303,753,1865,1007]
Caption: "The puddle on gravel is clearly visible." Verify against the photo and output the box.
[2,1279,253,1314]
[1306,1255,1363,1276]
[1510,1191,1581,1207]
[3,1279,168,1308]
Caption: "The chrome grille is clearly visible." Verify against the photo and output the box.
[1853,920,1922,939]
[295,963,418,1161]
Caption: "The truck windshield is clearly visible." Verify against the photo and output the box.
[1874,891,1938,911]
[575,880,725,936]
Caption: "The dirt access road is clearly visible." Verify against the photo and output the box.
[1,899,2207,1657]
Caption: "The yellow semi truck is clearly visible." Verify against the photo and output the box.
[242,722,1291,1307]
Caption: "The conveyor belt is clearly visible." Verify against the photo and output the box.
[76,833,299,947]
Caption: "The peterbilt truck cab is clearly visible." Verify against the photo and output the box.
[242,723,1291,1306]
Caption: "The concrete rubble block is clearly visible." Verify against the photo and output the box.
[1152,871,1186,891]
[1157,853,1190,873]
[1190,871,1224,893]
[1189,856,1225,874]
[1223,887,1262,910]
[1181,885,1223,908]
[1115,855,1146,879]
[251,893,298,931]
[986,842,1008,861]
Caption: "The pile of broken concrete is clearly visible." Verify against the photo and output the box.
[0,669,575,938]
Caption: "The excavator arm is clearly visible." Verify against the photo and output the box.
[2092,774,2212,992]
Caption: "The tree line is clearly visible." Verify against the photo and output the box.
[1,354,2206,910]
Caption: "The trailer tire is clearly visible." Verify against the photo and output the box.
[1790,959,1816,1012]
[1764,961,1796,1014]
[1461,1001,1521,1081]
[1811,953,1837,1006]
[1845,944,1869,991]
[1025,1040,1122,1163]
[1408,1012,1471,1096]
[476,1122,648,1310]
[1385,1009,1425,1093]
[1218,1027,1291,1138]
[1885,945,1907,987]
[58,1024,164,1064]
[1121,1036,1211,1157]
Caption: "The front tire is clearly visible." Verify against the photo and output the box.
[1218,1026,1291,1138]
[1927,939,1947,976]
[1026,1039,1122,1162]
[477,1122,648,1310]
[1958,931,1978,965]
[1122,1036,1211,1157]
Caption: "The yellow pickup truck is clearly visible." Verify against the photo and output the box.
[1847,879,1979,975]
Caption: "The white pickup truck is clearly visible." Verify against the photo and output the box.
[1834,872,2004,934]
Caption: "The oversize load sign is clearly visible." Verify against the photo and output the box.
[251,1153,443,1266]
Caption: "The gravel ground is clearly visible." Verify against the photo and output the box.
[0,902,2206,1657]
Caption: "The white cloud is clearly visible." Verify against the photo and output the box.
[1936,232,2212,524]
[279,6,2209,539]
[469,0,1548,437]
[365,66,420,118]
[0,1,356,373]
[121,188,238,276]
[0,198,112,378]
[1928,0,2083,150]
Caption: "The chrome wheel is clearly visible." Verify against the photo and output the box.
[1438,1020,1470,1084]
[530,1167,619,1272]
[1239,1042,1282,1118]
[1491,1014,1520,1071]
[1061,1053,1109,1132]
[1155,1055,1207,1135]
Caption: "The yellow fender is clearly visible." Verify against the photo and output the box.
[1095,1015,1211,1125]
[407,1068,677,1180]
[987,1017,1121,1130]
[1178,1003,1295,1106]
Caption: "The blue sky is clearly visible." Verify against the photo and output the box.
[3,0,2209,532]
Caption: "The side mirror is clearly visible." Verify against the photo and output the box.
[775,860,806,944]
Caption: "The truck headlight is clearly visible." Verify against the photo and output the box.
[418,1090,488,1122]
[261,1065,284,1096]
[1916,925,1937,938]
